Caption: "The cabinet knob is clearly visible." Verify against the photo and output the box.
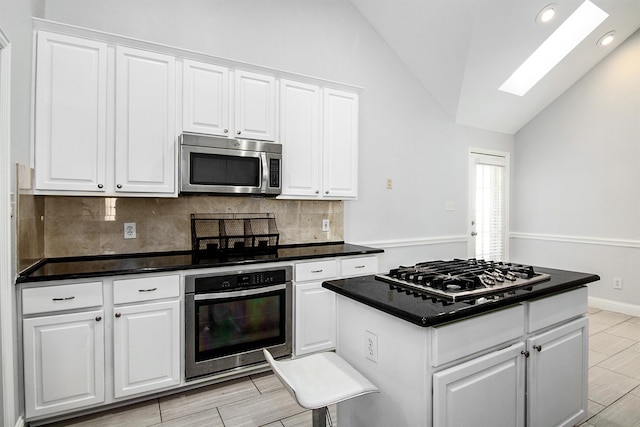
[95,316,102,322]
[521,350,530,358]
[224,129,228,134]
[325,191,329,195]
[315,190,319,194]
[97,184,103,189]
[115,312,121,318]
[236,131,241,135]
[533,345,542,352]
[116,184,122,189]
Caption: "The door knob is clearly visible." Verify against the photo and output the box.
[471,231,478,237]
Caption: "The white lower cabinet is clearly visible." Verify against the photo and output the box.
[23,310,105,418]
[113,300,180,397]
[527,316,588,427]
[433,342,525,427]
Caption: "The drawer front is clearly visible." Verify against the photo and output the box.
[295,260,338,282]
[526,287,588,332]
[340,256,378,277]
[431,305,525,367]
[22,282,103,315]
[113,274,180,304]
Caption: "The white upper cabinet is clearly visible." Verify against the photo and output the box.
[234,70,276,141]
[182,60,230,136]
[280,79,321,197]
[115,47,176,194]
[34,31,108,192]
[323,89,358,199]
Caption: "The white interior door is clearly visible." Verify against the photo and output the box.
[468,150,509,261]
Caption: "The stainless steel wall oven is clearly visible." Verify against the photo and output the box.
[185,266,292,380]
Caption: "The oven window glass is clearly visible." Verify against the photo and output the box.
[195,289,285,361]
[190,152,260,187]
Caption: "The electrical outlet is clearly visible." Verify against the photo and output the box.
[322,218,330,232]
[613,277,623,290]
[124,222,136,239]
[365,330,378,363]
[386,178,393,189]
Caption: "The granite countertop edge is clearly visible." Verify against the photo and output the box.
[322,268,600,327]
[16,242,384,284]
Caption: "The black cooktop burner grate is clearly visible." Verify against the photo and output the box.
[375,258,550,303]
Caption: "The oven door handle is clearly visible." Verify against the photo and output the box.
[194,283,287,300]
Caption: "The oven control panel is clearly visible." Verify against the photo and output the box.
[191,268,289,293]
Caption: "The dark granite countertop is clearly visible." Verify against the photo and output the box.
[17,242,383,284]
[322,267,599,327]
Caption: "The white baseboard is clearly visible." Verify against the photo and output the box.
[588,297,640,317]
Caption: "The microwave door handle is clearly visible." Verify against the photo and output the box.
[193,283,287,300]
[261,152,269,193]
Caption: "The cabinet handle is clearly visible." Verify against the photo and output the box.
[95,316,102,322]
[52,296,75,301]
[521,350,530,358]
[116,184,122,189]
[223,129,228,133]
[355,265,365,269]
[138,288,158,293]
[97,184,103,189]
[325,191,329,194]
[533,345,542,352]
[311,269,324,273]
[115,312,121,318]
[315,191,319,194]
[236,131,241,135]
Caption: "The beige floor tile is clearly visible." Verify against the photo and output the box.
[627,316,640,325]
[261,423,285,427]
[589,350,610,368]
[281,405,337,427]
[589,311,633,327]
[251,372,285,394]
[598,349,640,380]
[589,320,610,336]
[589,332,637,356]
[159,378,260,422]
[152,408,224,427]
[632,385,640,398]
[218,388,306,427]
[606,321,640,341]
[589,393,640,427]
[588,366,640,406]
[587,399,606,418]
[588,307,602,315]
[631,342,640,352]
[44,400,161,427]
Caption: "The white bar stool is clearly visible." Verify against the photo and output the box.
[263,349,379,427]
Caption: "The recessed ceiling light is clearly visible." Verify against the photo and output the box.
[537,4,557,24]
[499,0,609,96]
[597,31,616,46]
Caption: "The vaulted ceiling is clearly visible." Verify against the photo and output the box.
[349,0,640,134]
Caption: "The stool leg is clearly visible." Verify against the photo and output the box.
[311,407,327,427]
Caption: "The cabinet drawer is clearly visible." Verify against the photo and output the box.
[340,256,378,277]
[526,287,588,333]
[295,260,338,282]
[431,305,524,367]
[22,282,103,315]
[113,274,180,304]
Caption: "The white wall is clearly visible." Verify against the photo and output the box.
[41,0,515,268]
[512,29,640,313]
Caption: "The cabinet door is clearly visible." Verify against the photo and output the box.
[294,282,336,356]
[322,89,358,199]
[433,342,525,427]
[234,70,276,141]
[115,46,176,194]
[182,60,229,136]
[34,31,108,192]
[280,79,321,197]
[113,300,180,398]
[527,316,588,427]
[23,310,105,418]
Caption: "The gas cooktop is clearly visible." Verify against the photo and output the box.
[375,259,551,303]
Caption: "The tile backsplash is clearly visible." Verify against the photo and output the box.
[34,195,343,258]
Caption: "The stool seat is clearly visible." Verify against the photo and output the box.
[263,349,379,409]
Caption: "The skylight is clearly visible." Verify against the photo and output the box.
[499,0,608,96]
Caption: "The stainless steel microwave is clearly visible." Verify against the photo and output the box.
[179,133,282,196]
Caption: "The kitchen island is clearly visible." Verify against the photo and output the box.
[323,266,599,427]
